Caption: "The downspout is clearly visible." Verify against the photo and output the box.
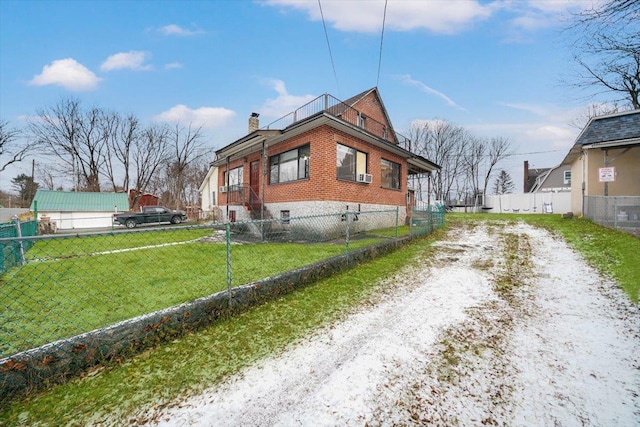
[581,150,586,217]
[261,140,266,222]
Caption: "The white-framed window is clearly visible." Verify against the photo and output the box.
[269,144,310,184]
[381,158,401,190]
[357,113,367,129]
[225,166,243,191]
[337,143,367,181]
[563,170,571,185]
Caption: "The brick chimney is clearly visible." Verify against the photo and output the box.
[523,160,529,193]
[248,112,260,133]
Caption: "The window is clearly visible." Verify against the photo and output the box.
[269,144,310,184]
[337,143,367,181]
[381,159,401,189]
[563,170,571,185]
[225,166,243,190]
[211,191,216,206]
[280,210,290,224]
[357,113,367,129]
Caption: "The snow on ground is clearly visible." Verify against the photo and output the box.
[146,221,639,427]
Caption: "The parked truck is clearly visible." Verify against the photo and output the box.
[113,206,188,229]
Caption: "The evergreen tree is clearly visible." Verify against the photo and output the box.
[11,173,39,208]
[493,170,515,195]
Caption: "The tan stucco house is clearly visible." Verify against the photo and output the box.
[561,110,640,216]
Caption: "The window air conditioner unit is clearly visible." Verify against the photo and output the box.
[219,186,228,193]
[357,173,373,184]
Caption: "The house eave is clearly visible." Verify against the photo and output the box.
[267,112,440,174]
[588,137,640,150]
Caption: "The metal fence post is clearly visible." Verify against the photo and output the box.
[345,211,350,258]
[226,222,232,304]
[12,216,26,266]
[395,206,399,240]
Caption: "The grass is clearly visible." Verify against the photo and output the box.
[0,226,448,426]
[2,213,637,425]
[0,238,348,356]
[0,220,417,357]
[448,213,640,303]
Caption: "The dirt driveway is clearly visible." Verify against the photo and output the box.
[147,221,639,426]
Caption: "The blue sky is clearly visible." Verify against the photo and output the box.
[0,0,598,192]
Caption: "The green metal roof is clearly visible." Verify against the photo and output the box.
[30,190,130,212]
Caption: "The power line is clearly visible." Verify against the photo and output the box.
[318,0,340,96]
[376,0,388,88]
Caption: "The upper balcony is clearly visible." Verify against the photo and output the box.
[262,93,411,147]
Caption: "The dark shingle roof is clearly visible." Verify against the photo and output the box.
[576,110,640,146]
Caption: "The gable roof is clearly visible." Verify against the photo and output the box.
[562,109,640,165]
[30,190,130,212]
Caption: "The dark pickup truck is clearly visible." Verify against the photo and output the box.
[113,206,188,228]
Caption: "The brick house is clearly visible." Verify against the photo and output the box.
[200,88,440,230]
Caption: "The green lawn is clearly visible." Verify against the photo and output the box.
[1,214,636,425]
[448,213,640,303]
[0,226,446,425]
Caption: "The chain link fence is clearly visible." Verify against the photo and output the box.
[0,219,37,275]
[0,207,444,400]
[584,196,640,237]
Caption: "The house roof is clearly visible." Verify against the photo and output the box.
[30,190,130,212]
[562,109,640,165]
[212,89,440,174]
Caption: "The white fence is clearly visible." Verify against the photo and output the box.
[482,192,571,214]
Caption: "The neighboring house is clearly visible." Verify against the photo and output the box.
[30,190,129,230]
[199,165,219,220]
[201,88,440,232]
[523,160,571,193]
[561,109,640,216]
[128,190,160,209]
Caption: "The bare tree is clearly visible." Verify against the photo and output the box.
[482,137,512,198]
[405,119,467,202]
[35,164,58,190]
[29,98,108,191]
[463,136,485,204]
[103,113,140,192]
[129,124,170,210]
[163,123,205,209]
[568,0,640,109]
[0,120,34,173]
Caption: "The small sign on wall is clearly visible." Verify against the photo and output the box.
[598,167,616,182]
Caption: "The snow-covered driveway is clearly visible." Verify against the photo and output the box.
[149,221,639,426]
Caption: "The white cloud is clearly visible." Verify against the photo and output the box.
[155,105,236,129]
[164,62,183,70]
[397,74,466,111]
[258,79,316,118]
[101,51,152,72]
[28,58,101,91]
[499,102,550,117]
[159,24,204,36]
[265,0,493,34]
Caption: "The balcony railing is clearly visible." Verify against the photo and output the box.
[263,94,411,147]
[226,184,261,211]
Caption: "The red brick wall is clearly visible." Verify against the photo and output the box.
[353,91,389,129]
[262,125,406,207]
